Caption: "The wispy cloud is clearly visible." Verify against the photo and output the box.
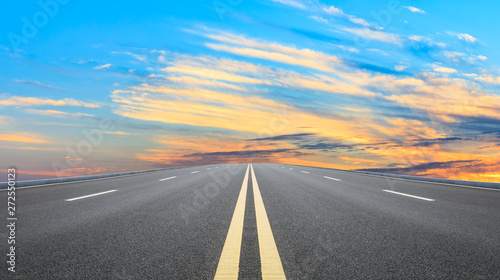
[367,48,388,56]
[344,28,401,45]
[476,55,487,61]
[26,109,94,118]
[408,35,425,41]
[443,51,465,58]
[198,29,345,73]
[476,76,500,84]
[270,0,307,9]
[158,53,376,96]
[248,133,315,141]
[269,0,371,27]
[321,5,370,27]
[202,29,343,65]
[94,63,112,70]
[385,74,500,122]
[112,51,147,61]
[104,131,134,136]
[434,66,457,73]
[14,79,68,92]
[0,96,100,108]
[309,16,328,24]
[447,31,478,43]
[404,6,426,14]
[0,132,51,144]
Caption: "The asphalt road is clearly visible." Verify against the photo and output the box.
[1,163,499,279]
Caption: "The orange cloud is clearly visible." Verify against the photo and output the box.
[163,65,265,84]
[202,30,342,65]
[207,43,338,73]
[385,74,500,122]
[106,30,500,183]
[0,96,100,108]
[338,156,382,166]
[26,109,94,118]
[0,133,51,143]
[161,54,377,97]
[0,145,44,150]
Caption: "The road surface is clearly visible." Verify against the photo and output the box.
[1,163,499,279]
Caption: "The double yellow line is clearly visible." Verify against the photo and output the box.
[214,164,286,280]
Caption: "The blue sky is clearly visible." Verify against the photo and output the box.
[1,0,500,182]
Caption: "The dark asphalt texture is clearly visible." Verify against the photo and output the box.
[1,163,499,279]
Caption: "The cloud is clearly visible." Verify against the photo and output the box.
[111,54,387,155]
[136,135,303,167]
[321,5,370,27]
[0,96,100,108]
[248,133,315,141]
[201,29,343,72]
[309,16,328,24]
[104,28,500,182]
[322,5,343,15]
[270,0,307,9]
[411,137,463,147]
[343,28,402,45]
[385,74,500,122]
[434,66,457,73]
[404,6,426,14]
[336,45,359,53]
[159,53,376,97]
[408,35,425,42]
[348,16,370,27]
[408,35,445,48]
[476,55,487,61]
[94,63,112,70]
[112,51,147,61]
[104,131,133,136]
[0,145,44,150]
[163,65,264,84]
[447,31,478,43]
[165,76,250,91]
[26,109,94,118]
[185,148,293,157]
[207,43,339,73]
[359,160,477,174]
[0,133,51,143]
[339,156,381,166]
[299,142,359,151]
[476,76,500,84]
[14,79,67,92]
[268,1,371,28]
[395,65,407,71]
[443,51,465,58]
[367,48,388,56]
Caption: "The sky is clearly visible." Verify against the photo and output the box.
[1,0,500,182]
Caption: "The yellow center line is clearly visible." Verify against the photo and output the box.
[214,164,250,280]
[250,164,287,280]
